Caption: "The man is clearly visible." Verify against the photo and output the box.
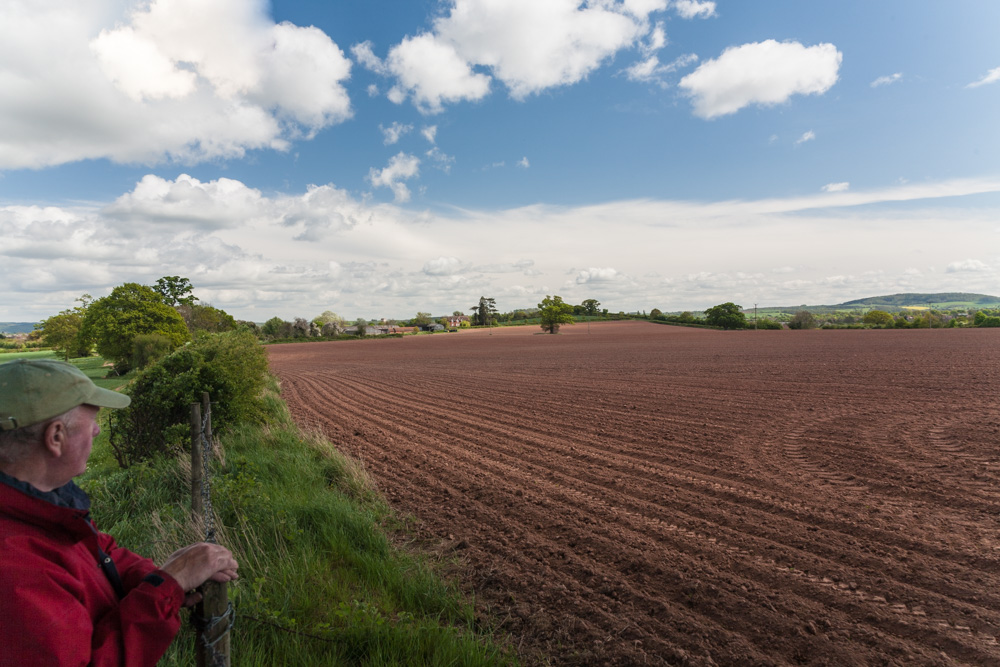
[0,359,239,666]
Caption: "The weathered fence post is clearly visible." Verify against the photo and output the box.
[190,402,203,519]
[193,394,231,667]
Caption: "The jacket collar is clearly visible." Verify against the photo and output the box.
[0,470,91,511]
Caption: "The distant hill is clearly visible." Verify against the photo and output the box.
[839,293,1000,308]
[760,292,1000,315]
[0,322,36,335]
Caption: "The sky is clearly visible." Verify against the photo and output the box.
[2,0,999,323]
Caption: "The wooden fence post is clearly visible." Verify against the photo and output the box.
[190,402,203,519]
[194,393,231,667]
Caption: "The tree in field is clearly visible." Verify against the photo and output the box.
[314,311,346,330]
[788,310,817,330]
[176,303,236,334]
[538,295,575,334]
[39,306,92,360]
[153,276,198,307]
[261,317,290,339]
[470,296,498,326]
[704,302,746,330]
[581,299,601,316]
[649,308,663,320]
[863,310,894,327]
[82,283,190,368]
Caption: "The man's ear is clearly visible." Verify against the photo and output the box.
[42,419,67,458]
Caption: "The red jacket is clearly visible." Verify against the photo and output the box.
[0,477,184,666]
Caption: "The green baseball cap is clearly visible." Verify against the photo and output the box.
[0,359,130,431]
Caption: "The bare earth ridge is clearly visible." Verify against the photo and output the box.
[268,321,1000,666]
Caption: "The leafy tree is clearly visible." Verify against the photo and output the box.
[452,310,465,317]
[109,330,268,467]
[649,308,663,320]
[863,310,894,327]
[538,295,575,334]
[413,312,432,327]
[131,333,175,370]
[153,276,198,307]
[39,307,91,360]
[974,310,1000,327]
[705,302,746,330]
[176,303,236,334]
[788,310,817,330]
[82,283,190,368]
[581,299,601,316]
[261,317,289,339]
[470,297,498,326]
[314,311,346,329]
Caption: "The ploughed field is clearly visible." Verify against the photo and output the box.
[268,321,1000,666]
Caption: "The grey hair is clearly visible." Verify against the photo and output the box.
[0,407,79,465]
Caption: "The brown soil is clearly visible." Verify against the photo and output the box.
[268,321,1000,666]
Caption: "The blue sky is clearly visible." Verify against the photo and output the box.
[1,0,998,322]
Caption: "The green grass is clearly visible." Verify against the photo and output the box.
[79,373,515,666]
[0,349,57,360]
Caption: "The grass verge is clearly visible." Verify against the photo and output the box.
[80,370,515,666]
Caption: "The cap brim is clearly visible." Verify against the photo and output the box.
[86,385,131,409]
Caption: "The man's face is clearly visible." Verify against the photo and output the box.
[63,405,100,479]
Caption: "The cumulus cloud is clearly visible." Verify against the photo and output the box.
[822,182,850,193]
[796,130,816,144]
[946,259,990,273]
[368,152,421,202]
[671,0,717,19]
[575,267,621,284]
[870,72,902,88]
[382,33,492,113]
[518,157,530,168]
[5,173,1000,323]
[967,67,1000,89]
[422,125,438,143]
[625,52,698,86]
[0,0,352,169]
[679,40,842,119]
[423,256,464,275]
[425,147,456,172]
[380,122,413,145]
[358,0,671,111]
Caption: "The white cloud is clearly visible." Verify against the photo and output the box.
[423,256,464,276]
[426,147,456,172]
[367,84,379,97]
[351,41,388,75]
[365,0,671,111]
[518,157,530,168]
[822,182,850,193]
[796,130,816,144]
[671,0,717,19]
[625,53,698,86]
[575,267,621,284]
[0,0,352,169]
[380,122,413,145]
[368,152,421,202]
[967,67,1000,89]
[679,40,842,119]
[946,259,990,273]
[4,174,1000,322]
[422,125,438,143]
[870,72,902,88]
[384,33,492,113]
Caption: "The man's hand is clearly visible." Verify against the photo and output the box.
[159,543,239,606]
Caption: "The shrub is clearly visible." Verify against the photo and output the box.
[788,311,817,330]
[131,333,174,370]
[109,330,269,468]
